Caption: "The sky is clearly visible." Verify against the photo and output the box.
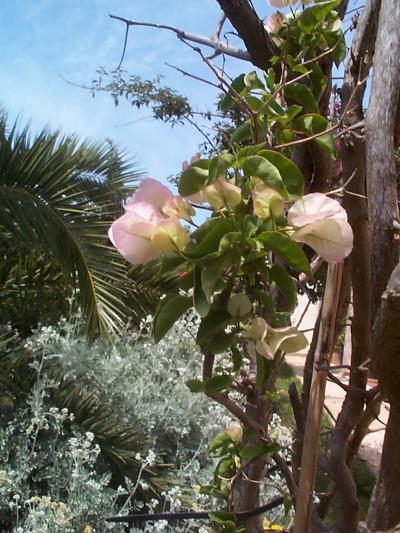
[1,0,362,186]
[1,0,277,183]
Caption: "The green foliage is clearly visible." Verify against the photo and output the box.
[91,68,192,125]
[0,115,168,338]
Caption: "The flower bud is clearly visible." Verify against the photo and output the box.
[253,183,285,219]
[203,178,241,210]
[227,293,252,318]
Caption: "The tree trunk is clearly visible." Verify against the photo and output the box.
[367,264,400,529]
[364,0,400,527]
[365,0,400,320]
[230,388,269,533]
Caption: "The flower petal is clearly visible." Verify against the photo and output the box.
[125,178,174,212]
[266,326,308,356]
[288,193,346,228]
[293,217,353,262]
[108,213,161,265]
[151,217,190,253]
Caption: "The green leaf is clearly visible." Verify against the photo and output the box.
[230,120,252,143]
[240,444,270,461]
[209,153,236,183]
[220,74,246,111]
[258,231,310,274]
[153,294,192,342]
[159,252,186,274]
[269,264,297,311]
[309,63,327,101]
[205,374,234,392]
[256,355,275,387]
[284,83,319,113]
[294,114,337,159]
[201,253,233,300]
[231,346,243,372]
[324,29,347,67]
[299,0,340,32]
[241,155,288,197]
[219,232,242,253]
[186,379,205,393]
[197,309,230,344]
[244,71,265,90]
[194,265,210,317]
[186,218,237,260]
[257,150,304,197]
[236,143,266,160]
[265,68,276,91]
[210,332,235,354]
[207,431,233,454]
[178,159,210,196]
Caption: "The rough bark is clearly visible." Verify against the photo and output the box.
[215,0,279,71]
[230,388,268,533]
[364,1,400,526]
[322,1,380,530]
[367,264,400,529]
[365,0,400,320]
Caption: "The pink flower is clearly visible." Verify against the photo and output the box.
[265,13,285,34]
[182,153,201,172]
[288,193,353,262]
[126,178,194,221]
[108,202,164,265]
[109,179,191,264]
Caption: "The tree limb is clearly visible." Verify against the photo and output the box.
[214,0,279,70]
[109,14,252,65]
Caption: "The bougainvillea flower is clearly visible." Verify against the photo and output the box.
[126,178,173,212]
[181,153,201,171]
[245,318,308,358]
[227,293,252,318]
[126,178,194,221]
[203,178,241,210]
[252,183,285,219]
[151,217,190,253]
[245,317,272,358]
[163,195,195,221]
[108,202,164,264]
[288,193,353,262]
[264,12,285,34]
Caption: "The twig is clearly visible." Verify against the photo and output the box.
[324,403,337,423]
[165,62,220,90]
[109,14,251,63]
[213,13,227,41]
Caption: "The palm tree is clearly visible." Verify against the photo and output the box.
[0,114,163,338]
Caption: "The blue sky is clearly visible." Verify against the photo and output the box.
[1,0,361,184]
[1,0,276,183]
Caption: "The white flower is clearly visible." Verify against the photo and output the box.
[288,193,353,262]
[145,449,156,466]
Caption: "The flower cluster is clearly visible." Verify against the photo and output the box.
[109,178,192,264]
[110,175,352,266]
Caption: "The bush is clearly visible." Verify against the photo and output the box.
[0,315,291,531]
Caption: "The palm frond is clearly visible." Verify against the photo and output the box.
[0,114,163,337]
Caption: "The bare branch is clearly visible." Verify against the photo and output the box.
[109,14,252,65]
